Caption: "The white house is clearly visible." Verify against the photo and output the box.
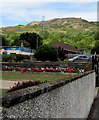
[0,46,34,55]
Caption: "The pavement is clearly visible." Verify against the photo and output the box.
[87,87,99,119]
[0,80,20,89]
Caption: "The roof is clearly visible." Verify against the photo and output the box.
[3,46,32,52]
[51,42,81,53]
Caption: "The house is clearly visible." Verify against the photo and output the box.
[51,42,81,54]
[0,46,34,55]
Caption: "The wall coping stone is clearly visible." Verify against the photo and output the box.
[0,70,95,108]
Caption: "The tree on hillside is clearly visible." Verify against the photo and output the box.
[34,45,58,61]
[1,35,9,46]
[91,40,99,54]
[13,39,30,47]
[19,32,43,49]
[94,31,99,40]
[39,30,49,39]
[4,33,20,46]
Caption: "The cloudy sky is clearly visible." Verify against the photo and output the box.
[0,0,98,28]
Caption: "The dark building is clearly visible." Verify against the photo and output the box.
[51,42,81,54]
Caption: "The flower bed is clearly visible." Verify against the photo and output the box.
[2,64,85,73]
[2,65,76,73]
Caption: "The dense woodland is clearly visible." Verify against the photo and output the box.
[1,18,99,54]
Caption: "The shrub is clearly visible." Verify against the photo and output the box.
[2,55,15,62]
[84,63,92,72]
[7,80,47,92]
[91,40,99,54]
[34,44,58,61]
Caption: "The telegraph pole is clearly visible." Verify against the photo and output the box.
[36,36,38,50]
[41,15,45,34]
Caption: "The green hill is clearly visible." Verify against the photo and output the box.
[1,17,98,52]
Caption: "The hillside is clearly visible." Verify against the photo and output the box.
[1,17,97,52]
[40,18,95,29]
[1,17,96,33]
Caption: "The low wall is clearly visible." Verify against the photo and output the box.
[1,71,95,119]
[2,62,88,70]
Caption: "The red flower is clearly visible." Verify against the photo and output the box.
[31,68,35,72]
[18,67,26,72]
[66,68,74,72]
[52,68,57,72]
[35,68,42,72]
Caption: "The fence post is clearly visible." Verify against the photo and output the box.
[92,54,99,87]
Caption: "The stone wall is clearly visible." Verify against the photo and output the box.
[2,61,88,70]
[1,71,95,119]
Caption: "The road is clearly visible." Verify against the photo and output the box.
[87,87,99,119]
[0,80,20,89]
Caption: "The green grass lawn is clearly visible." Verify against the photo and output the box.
[0,89,8,96]
[2,72,77,82]
[1,72,78,95]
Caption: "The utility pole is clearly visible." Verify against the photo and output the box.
[41,15,45,34]
[36,36,38,50]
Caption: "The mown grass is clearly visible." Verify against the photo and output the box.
[1,72,78,95]
[0,89,8,96]
[2,72,77,82]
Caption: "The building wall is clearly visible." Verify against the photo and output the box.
[1,47,33,55]
[2,71,95,119]
[1,49,33,55]
[5,50,21,54]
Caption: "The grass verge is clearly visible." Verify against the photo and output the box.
[0,89,8,96]
[2,72,77,82]
[1,72,78,95]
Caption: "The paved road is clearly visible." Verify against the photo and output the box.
[87,87,99,119]
[0,80,20,89]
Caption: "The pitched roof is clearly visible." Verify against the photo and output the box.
[51,42,81,53]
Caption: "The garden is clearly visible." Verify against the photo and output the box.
[2,65,75,73]
[1,64,87,95]
[1,71,78,95]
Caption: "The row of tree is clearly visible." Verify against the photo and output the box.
[1,30,99,61]
[2,32,42,50]
[91,30,99,54]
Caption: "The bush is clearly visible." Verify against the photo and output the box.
[91,40,99,54]
[7,80,47,92]
[2,54,30,62]
[2,55,15,62]
[58,47,66,60]
[34,44,58,61]
[15,55,30,62]
[84,63,92,72]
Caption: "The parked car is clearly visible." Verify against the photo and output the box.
[68,55,89,62]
